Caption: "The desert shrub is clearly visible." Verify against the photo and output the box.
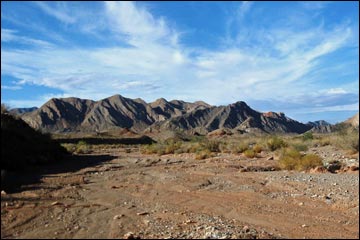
[195,149,213,160]
[189,135,205,143]
[291,142,308,152]
[244,149,256,158]
[185,142,203,153]
[319,127,359,153]
[337,135,359,153]
[278,148,302,170]
[332,122,349,136]
[75,140,92,154]
[61,143,77,154]
[253,144,263,153]
[235,142,249,153]
[302,132,313,141]
[201,140,221,152]
[141,143,164,155]
[141,139,183,155]
[299,154,323,171]
[219,142,230,153]
[163,139,182,154]
[318,137,331,147]
[267,136,287,151]
[174,148,185,154]
[278,148,323,171]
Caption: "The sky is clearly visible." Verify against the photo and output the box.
[1,1,359,124]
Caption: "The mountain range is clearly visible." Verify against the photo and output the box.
[16,94,356,135]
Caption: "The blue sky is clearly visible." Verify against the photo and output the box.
[1,1,359,123]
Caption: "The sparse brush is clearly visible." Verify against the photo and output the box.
[332,131,359,154]
[219,142,230,153]
[61,143,77,154]
[201,140,221,152]
[298,154,323,171]
[278,147,323,171]
[75,140,92,154]
[291,142,308,152]
[267,136,287,151]
[253,144,263,153]
[244,149,256,158]
[302,132,313,141]
[236,142,249,153]
[195,149,213,160]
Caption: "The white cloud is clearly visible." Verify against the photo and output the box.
[1,1,358,116]
[35,2,76,24]
[238,1,253,20]
[325,88,347,94]
[105,1,177,47]
[1,85,22,90]
[1,28,54,48]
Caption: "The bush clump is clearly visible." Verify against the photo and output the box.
[141,139,182,155]
[75,140,92,154]
[244,149,256,158]
[253,144,263,153]
[195,149,214,160]
[302,132,313,141]
[278,148,323,171]
[267,136,287,151]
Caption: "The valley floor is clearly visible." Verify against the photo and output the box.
[1,146,359,239]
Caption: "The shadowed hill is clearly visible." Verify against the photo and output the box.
[1,110,67,172]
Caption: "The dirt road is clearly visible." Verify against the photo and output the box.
[1,147,359,239]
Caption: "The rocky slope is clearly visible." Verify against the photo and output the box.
[306,120,333,133]
[157,103,311,134]
[9,107,38,115]
[344,112,359,127]
[22,94,315,134]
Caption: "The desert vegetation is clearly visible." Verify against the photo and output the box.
[139,125,358,172]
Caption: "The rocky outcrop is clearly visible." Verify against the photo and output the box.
[307,120,333,133]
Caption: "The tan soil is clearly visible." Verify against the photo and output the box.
[1,146,359,239]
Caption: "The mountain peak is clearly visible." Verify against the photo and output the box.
[20,94,313,134]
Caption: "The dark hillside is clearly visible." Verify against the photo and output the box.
[1,107,68,190]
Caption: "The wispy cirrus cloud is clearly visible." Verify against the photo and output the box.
[1,28,54,48]
[1,1,358,122]
[35,1,76,24]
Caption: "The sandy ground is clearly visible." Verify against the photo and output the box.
[1,146,359,239]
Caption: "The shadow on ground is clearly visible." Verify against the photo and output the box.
[54,135,155,145]
[1,153,115,193]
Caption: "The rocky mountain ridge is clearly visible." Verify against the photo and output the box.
[20,94,351,135]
